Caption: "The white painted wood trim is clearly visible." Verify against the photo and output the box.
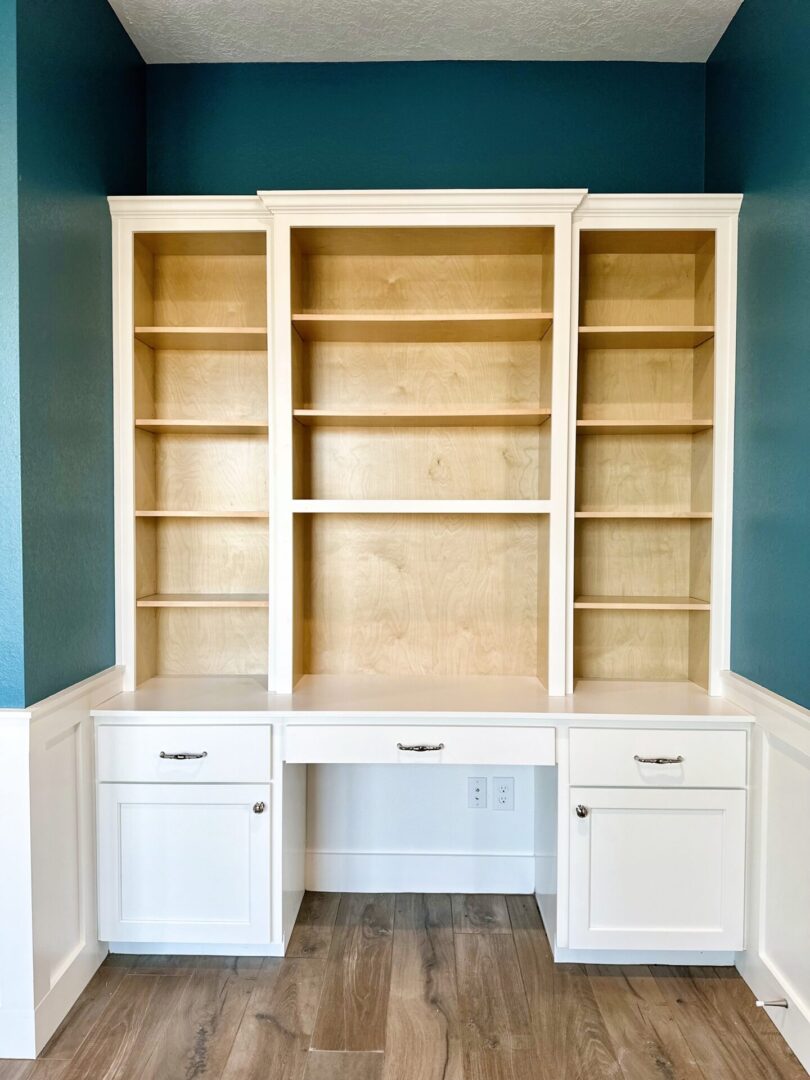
[108,196,265,218]
[719,671,810,1074]
[305,849,535,893]
[576,194,744,219]
[259,189,588,215]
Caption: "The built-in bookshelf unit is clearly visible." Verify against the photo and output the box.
[573,229,716,686]
[289,226,554,685]
[132,230,269,681]
[112,193,739,698]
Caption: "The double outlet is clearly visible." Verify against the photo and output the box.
[467,776,515,811]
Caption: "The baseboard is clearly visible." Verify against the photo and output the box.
[107,941,286,957]
[721,670,810,1075]
[306,849,535,893]
[0,1008,37,1060]
[34,941,107,1054]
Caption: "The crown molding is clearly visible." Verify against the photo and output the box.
[108,196,266,219]
[258,188,588,215]
[576,193,743,220]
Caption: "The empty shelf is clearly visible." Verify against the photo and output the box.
[576,419,713,435]
[137,593,269,608]
[135,327,268,350]
[136,419,268,434]
[574,595,710,611]
[578,326,715,349]
[292,312,553,343]
[293,407,551,427]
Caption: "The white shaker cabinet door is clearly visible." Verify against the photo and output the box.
[98,783,271,945]
[569,786,745,952]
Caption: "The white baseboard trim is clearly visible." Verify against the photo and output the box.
[721,670,810,1074]
[0,1009,36,1061]
[306,849,535,893]
[107,941,286,957]
[34,942,108,1054]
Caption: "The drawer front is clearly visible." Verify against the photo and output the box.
[284,724,555,765]
[569,728,746,788]
[97,724,272,783]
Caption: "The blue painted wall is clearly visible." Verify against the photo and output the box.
[0,0,25,707]
[0,0,145,708]
[706,0,810,709]
[146,61,706,194]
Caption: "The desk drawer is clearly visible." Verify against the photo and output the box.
[284,724,555,765]
[569,727,746,788]
[97,723,272,783]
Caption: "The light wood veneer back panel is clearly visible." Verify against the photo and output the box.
[574,609,709,684]
[295,513,548,679]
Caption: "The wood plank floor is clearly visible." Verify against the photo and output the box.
[1,893,805,1080]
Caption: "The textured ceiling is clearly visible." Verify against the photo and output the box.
[108,0,743,64]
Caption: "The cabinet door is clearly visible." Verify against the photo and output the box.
[98,783,271,945]
[569,787,745,951]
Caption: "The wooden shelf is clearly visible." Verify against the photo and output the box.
[136,419,268,434]
[292,312,553,343]
[292,499,552,514]
[136,510,269,519]
[293,407,551,427]
[576,419,713,435]
[575,595,710,611]
[578,327,715,349]
[575,511,712,519]
[137,593,269,608]
[135,327,268,350]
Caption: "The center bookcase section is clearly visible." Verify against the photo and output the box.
[289,226,553,504]
[131,230,270,683]
[292,514,550,685]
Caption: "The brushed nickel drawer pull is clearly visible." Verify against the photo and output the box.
[159,751,209,761]
[397,742,445,752]
[634,754,684,765]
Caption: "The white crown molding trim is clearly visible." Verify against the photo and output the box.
[577,193,744,219]
[258,188,589,215]
[719,670,810,760]
[108,196,265,218]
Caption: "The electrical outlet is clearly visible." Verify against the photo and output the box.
[467,777,487,809]
[494,777,515,811]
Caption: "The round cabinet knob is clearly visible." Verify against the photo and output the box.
[575,804,589,819]
[253,801,266,815]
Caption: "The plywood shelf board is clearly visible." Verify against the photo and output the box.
[576,419,713,435]
[293,407,551,427]
[136,419,268,434]
[574,595,710,610]
[137,593,269,608]
[578,327,714,349]
[135,327,268,350]
[292,499,552,514]
[575,511,712,519]
[292,312,552,343]
[136,509,269,518]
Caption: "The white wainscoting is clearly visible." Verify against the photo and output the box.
[721,671,810,1074]
[0,666,123,1059]
[305,764,537,893]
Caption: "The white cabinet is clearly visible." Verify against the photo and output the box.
[568,786,746,951]
[98,782,271,945]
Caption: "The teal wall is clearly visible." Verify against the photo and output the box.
[706,0,810,708]
[0,0,145,708]
[0,0,24,706]
[146,61,706,194]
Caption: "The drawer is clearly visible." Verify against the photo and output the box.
[284,723,555,765]
[96,723,272,783]
[569,727,746,788]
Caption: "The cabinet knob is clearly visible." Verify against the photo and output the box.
[253,801,266,814]
[575,804,589,819]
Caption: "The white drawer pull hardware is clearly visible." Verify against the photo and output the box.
[253,801,266,814]
[159,751,209,761]
[397,742,445,752]
[634,754,684,765]
[756,999,788,1009]
[575,804,589,818]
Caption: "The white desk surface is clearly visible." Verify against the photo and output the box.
[92,674,750,721]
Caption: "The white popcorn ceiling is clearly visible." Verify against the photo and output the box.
[108,0,742,64]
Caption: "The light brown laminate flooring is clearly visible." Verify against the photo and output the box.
[1,893,805,1080]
